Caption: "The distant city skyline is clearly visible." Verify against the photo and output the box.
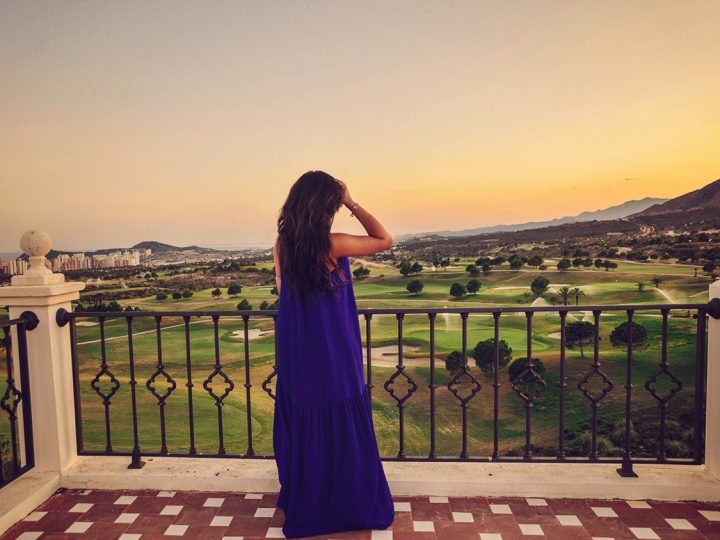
[2,1,719,251]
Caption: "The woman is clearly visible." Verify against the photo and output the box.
[272,170,395,538]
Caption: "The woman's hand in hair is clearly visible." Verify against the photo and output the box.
[335,179,354,207]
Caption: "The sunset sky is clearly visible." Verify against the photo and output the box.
[2,1,719,252]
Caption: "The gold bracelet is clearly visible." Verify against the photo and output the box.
[349,202,359,217]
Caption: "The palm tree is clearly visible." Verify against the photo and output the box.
[651,276,663,288]
[570,287,585,306]
[556,286,572,306]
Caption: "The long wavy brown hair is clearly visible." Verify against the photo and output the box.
[277,170,349,302]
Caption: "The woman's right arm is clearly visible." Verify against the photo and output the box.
[331,180,395,257]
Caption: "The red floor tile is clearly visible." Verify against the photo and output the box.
[3,489,720,539]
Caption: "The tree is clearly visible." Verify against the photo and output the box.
[406,280,424,295]
[482,263,492,275]
[528,255,544,268]
[228,284,242,296]
[472,339,512,375]
[538,264,547,271]
[636,281,645,294]
[508,357,546,383]
[610,321,648,349]
[399,260,413,277]
[557,258,572,271]
[465,264,480,276]
[602,260,617,272]
[530,276,550,297]
[555,286,571,305]
[509,255,524,271]
[565,321,595,358]
[155,293,168,301]
[445,351,465,373]
[211,287,222,298]
[594,258,604,269]
[450,282,466,299]
[570,287,585,306]
[353,266,371,279]
[466,279,481,295]
[182,290,193,298]
[172,292,182,300]
[411,261,423,274]
[236,299,252,310]
[260,299,278,310]
[572,257,583,268]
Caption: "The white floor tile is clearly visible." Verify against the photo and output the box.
[165,524,189,536]
[519,524,544,536]
[413,520,435,532]
[22,511,47,522]
[371,530,393,540]
[69,502,94,513]
[65,521,93,533]
[665,518,696,530]
[245,493,264,499]
[16,534,43,540]
[629,528,660,540]
[118,534,142,540]
[114,495,137,505]
[591,537,616,540]
[429,496,449,503]
[479,534,503,540]
[160,504,183,516]
[222,537,245,540]
[157,491,176,497]
[627,500,651,509]
[490,504,512,514]
[254,507,276,518]
[394,502,411,512]
[204,497,225,507]
[115,513,139,524]
[78,489,93,495]
[526,498,547,506]
[592,507,618,518]
[557,514,582,526]
[452,511,474,522]
[266,526,285,538]
[700,510,720,521]
[211,515,233,527]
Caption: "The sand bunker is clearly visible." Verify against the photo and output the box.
[230,328,274,340]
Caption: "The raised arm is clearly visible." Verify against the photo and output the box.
[331,180,395,258]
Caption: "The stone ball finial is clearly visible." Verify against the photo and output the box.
[20,230,52,258]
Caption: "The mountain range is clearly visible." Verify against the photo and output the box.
[630,178,720,217]
[396,197,668,241]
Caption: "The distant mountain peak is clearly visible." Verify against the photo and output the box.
[397,197,668,241]
[630,178,720,217]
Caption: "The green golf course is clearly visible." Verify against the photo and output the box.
[67,257,711,461]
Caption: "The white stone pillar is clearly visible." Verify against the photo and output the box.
[0,231,84,474]
[706,280,720,478]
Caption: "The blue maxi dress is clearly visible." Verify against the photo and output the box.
[273,255,395,538]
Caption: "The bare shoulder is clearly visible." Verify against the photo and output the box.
[330,231,393,258]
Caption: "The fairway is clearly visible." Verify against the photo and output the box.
[61,257,711,462]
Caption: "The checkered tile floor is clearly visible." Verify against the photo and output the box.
[3,489,720,539]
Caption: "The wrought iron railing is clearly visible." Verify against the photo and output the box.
[56,300,720,476]
[0,312,38,487]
